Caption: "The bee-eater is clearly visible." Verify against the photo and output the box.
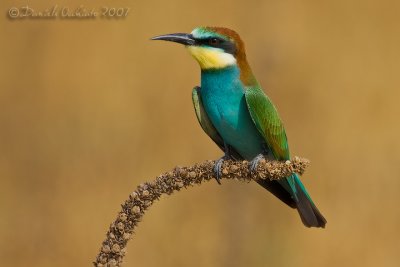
[152,27,326,228]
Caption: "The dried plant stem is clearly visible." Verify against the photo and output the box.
[94,156,309,267]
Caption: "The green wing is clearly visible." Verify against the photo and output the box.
[244,86,290,160]
[245,87,326,227]
[192,86,225,151]
[245,86,299,206]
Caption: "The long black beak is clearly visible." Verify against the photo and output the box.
[151,33,196,46]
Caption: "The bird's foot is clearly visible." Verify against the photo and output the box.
[250,153,266,173]
[214,155,231,185]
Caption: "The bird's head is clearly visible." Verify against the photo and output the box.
[152,27,256,84]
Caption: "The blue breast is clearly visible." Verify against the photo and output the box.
[200,66,265,160]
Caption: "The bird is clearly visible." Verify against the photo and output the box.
[151,26,326,228]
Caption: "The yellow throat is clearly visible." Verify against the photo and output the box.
[187,46,236,69]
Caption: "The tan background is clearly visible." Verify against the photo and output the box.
[1,0,399,266]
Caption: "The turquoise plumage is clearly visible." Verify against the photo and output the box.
[152,26,326,228]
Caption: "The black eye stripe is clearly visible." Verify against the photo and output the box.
[209,38,220,45]
[195,37,236,55]
[196,37,224,45]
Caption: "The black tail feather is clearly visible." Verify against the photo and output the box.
[257,175,326,228]
[257,180,296,209]
[294,181,327,228]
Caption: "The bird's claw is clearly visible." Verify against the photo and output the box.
[214,155,230,184]
[250,154,265,173]
[213,142,234,184]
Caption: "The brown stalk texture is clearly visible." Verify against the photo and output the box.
[94,157,309,267]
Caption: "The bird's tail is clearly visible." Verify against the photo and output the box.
[292,174,327,228]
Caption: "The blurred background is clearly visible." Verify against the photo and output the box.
[1,0,399,266]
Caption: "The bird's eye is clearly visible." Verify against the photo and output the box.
[209,38,221,45]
